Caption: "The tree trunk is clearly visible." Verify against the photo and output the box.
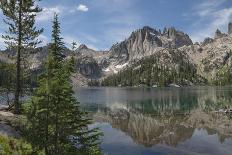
[14,0,22,114]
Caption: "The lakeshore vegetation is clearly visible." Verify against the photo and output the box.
[0,0,102,154]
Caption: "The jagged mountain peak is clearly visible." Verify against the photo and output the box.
[138,26,160,34]
[78,44,88,50]
[108,25,193,64]
[75,44,96,56]
[2,23,232,87]
[214,29,227,39]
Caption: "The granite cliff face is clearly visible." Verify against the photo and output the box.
[0,44,105,86]
[179,29,232,82]
[107,26,192,64]
[102,23,232,85]
[1,23,232,86]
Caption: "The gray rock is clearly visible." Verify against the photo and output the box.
[2,23,232,86]
[108,26,193,64]
[215,29,226,39]
[202,37,214,46]
[76,56,101,78]
[228,22,232,35]
[0,123,21,138]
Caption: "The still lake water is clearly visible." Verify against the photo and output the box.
[75,87,232,155]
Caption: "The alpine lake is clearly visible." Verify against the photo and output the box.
[74,86,232,155]
[1,86,232,155]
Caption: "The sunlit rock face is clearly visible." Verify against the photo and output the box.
[179,35,232,81]
[107,26,192,64]
[1,23,232,86]
[102,23,232,84]
[0,44,106,86]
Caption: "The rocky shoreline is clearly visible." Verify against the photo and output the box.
[0,105,21,138]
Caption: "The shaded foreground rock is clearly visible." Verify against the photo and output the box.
[0,107,22,138]
[0,123,21,138]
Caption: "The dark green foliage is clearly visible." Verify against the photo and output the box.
[212,50,232,86]
[0,62,15,90]
[26,14,101,155]
[88,80,100,87]
[0,62,15,105]
[71,42,77,52]
[213,65,232,85]
[102,49,206,87]
[51,14,65,61]
[0,0,43,48]
[0,0,43,113]
[0,134,34,155]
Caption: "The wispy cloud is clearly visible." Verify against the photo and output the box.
[63,36,81,48]
[38,34,49,46]
[36,4,88,22]
[37,6,63,22]
[76,4,89,12]
[192,0,228,21]
[86,0,141,49]
[63,35,99,50]
[189,0,232,42]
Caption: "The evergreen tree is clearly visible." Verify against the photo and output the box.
[0,62,15,105]
[26,14,101,155]
[101,49,204,87]
[71,42,77,52]
[0,0,43,114]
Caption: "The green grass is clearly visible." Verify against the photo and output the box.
[0,134,33,155]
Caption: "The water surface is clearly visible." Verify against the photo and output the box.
[75,87,232,155]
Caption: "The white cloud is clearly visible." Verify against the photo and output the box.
[76,4,89,12]
[38,34,49,46]
[86,44,98,51]
[63,35,99,50]
[189,0,232,42]
[37,6,63,22]
[63,36,81,48]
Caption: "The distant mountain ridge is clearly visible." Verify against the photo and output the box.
[107,26,193,63]
[1,23,232,86]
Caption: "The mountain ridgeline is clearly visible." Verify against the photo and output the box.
[101,24,232,87]
[102,49,206,87]
[1,23,232,87]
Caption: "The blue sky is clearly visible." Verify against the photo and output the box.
[0,0,232,50]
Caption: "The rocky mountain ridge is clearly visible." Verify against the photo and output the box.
[1,23,232,86]
[105,26,193,66]
[102,23,232,86]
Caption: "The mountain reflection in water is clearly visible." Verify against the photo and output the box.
[76,87,232,155]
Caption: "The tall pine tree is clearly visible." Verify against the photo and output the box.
[0,0,43,114]
[26,14,101,155]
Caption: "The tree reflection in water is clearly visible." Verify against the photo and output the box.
[79,87,232,154]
